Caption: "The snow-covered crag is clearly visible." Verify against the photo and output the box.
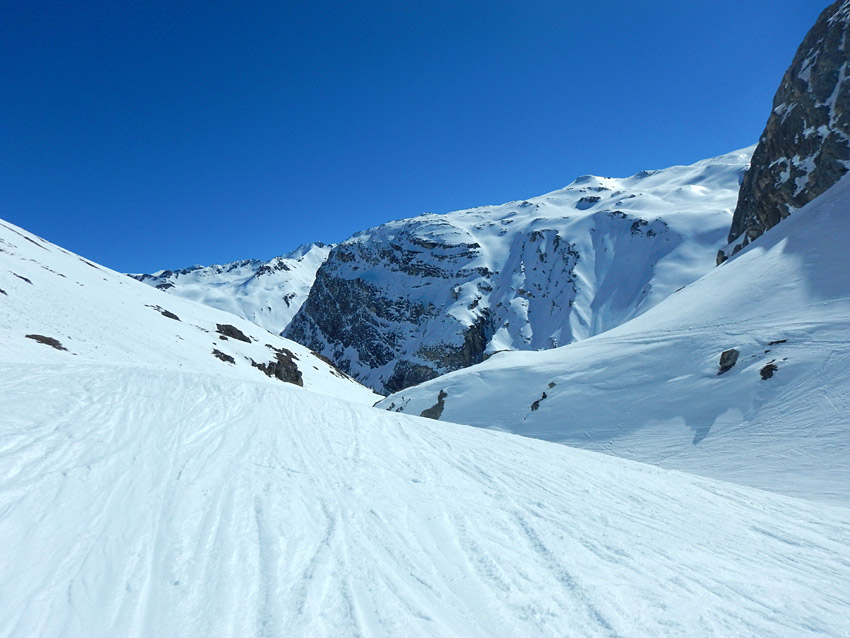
[131,242,332,335]
[286,149,752,394]
[720,0,850,261]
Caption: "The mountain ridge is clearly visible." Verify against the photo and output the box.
[285,147,753,393]
[131,242,333,336]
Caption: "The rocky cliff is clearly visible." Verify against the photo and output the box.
[720,0,850,262]
[285,148,752,394]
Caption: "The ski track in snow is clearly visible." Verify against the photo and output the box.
[2,364,850,637]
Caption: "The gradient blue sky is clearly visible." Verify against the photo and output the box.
[2,1,827,273]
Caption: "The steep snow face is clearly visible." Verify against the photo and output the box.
[131,242,332,335]
[287,148,753,394]
[722,0,850,259]
[0,219,377,404]
[3,365,850,637]
[380,174,850,505]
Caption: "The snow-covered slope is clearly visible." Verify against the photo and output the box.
[0,219,376,404]
[380,174,850,505]
[3,364,850,637]
[131,242,332,335]
[286,147,753,394]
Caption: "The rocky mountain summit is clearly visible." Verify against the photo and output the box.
[132,242,332,335]
[285,149,752,394]
[719,0,850,262]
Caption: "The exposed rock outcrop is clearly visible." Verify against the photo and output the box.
[720,0,850,262]
[717,348,740,375]
[420,390,447,420]
[216,323,251,343]
[251,346,303,386]
[26,334,67,351]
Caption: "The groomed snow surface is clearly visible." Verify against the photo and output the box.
[2,365,850,637]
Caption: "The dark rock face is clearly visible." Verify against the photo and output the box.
[530,392,548,411]
[722,0,850,261]
[211,348,235,364]
[216,323,251,343]
[760,363,779,380]
[283,218,636,394]
[285,267,434,379]
[420,390,447,420]
[26,334,67,351]
[251,346,303,386]
[718,348,740,375]
[146,304,180,321]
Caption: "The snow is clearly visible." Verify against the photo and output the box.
[381,174,850,506]
[0,219,377,404]
[132,243,332,336]
[4,158,850,635]
[3,208,850,635]
[2,364,850,637]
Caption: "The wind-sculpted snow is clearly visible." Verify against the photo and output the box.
[2,365,850,637]
[287,148,753,393]
[131,242,332,335]
[0,219,377,404]
[381,174,850,505]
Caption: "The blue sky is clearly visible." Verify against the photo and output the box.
[2,1,826,273]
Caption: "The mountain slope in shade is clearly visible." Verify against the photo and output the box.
[0,219,376,404]
[2,364,849,637]
[379,174,850,505]
[131,242,332,336]
[286,147,754,394]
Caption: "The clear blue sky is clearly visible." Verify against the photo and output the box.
[2,1,827,273]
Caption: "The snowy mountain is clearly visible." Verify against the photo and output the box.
[720,0,850,261]
[379,172,850,505]
[4,210,849,636]
[5,4,850,633]
[286,148,753,394]
[0,219,376,404]
[131,242,332,335]
[3,299,850,633]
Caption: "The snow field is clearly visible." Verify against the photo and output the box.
[2,364,849,637]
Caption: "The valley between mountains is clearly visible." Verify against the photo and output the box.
[3,1,850,636]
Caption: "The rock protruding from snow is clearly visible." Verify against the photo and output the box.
[721,0,850,261]
[286,149,752,394]
[0,219,378,405]
[131,243,332,335]
[717,348,740,375]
